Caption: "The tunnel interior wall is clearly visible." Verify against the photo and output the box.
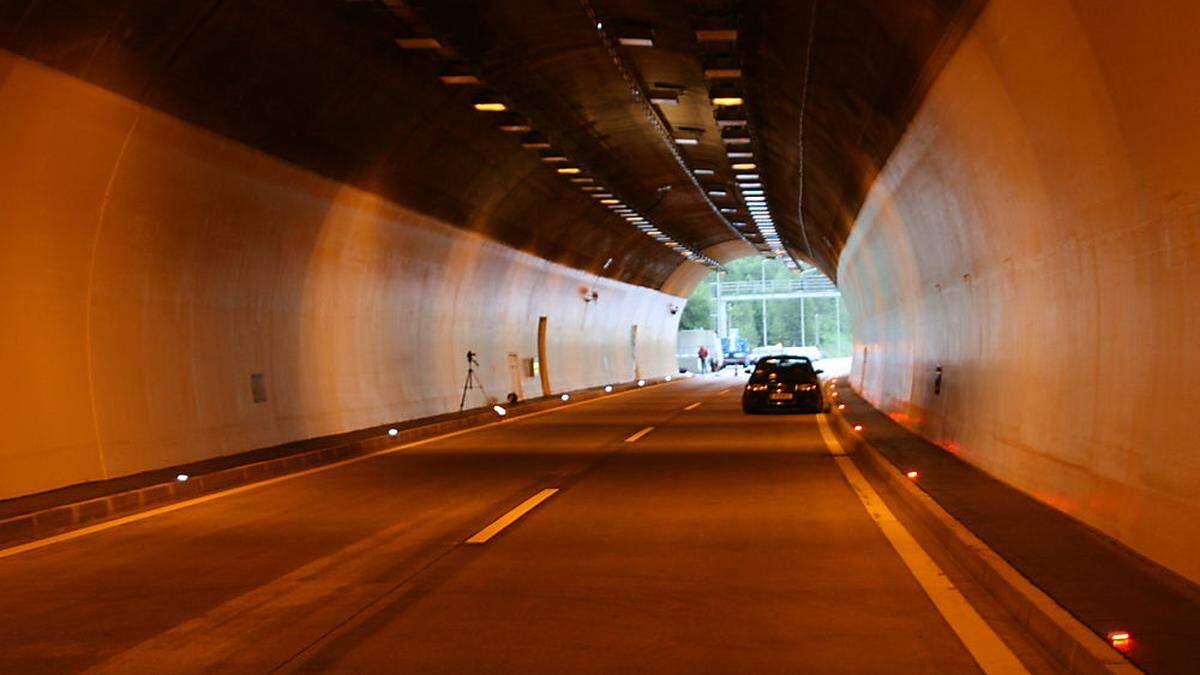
[0,52,682,501]
[838,0,1200,583]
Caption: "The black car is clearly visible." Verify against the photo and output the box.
[742,355,826,414]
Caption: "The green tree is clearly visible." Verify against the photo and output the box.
[679,278,714,330]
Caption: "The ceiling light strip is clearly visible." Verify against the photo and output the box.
[579,0,748,267]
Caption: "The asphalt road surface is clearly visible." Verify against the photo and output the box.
[0,376,1055,673]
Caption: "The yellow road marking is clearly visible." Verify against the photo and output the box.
[684,402,702,411]
[465,489,558,544]
[816,415,1029,675]
[0,379,681,560]
[624,426,655,443]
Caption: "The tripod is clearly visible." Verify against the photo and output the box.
[459,351,488,412]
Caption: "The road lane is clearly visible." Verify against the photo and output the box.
[0,374,1035,673]
[0,379,713,673]
[286,381,987,673]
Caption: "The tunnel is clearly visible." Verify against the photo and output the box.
[1,1,1197,672]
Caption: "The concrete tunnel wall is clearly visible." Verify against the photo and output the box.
[838,0,1200,583]
[0,51,684,501]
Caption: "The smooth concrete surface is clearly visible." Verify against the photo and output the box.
[0,50,682,501]
[0,377,1054,673]
[838,0,1200,583]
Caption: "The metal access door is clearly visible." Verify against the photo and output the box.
[506,352,524,401]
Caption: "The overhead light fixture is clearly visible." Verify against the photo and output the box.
[715,107,747,126]
[727,151,754,159]
[557,167,582,174]
[569,177,595,183]
[695,29,738,42]
[736,174,761,181]
[396,37,441,50]
[497,116,532,132]
[712,96,744,107]
[592,193,614,198]
[600,199,620,205]
[539,151,568,162]
[581,186,603,191]
[740,182,763,189]
[472,93,507,112]
[649,91,680,105]
[439,73,480,85]
[693,168,716,176]
[675,137,700,146]
[616,25,655,47]
[521,134,551,149]
[707,190,729,197]
[732,163,757,170]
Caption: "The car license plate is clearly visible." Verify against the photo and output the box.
[769,392,794,400]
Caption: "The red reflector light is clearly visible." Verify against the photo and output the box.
[906,470,919,480]
[1108,631,1131,649]
[853,424,863,432]
[837,404,846,410]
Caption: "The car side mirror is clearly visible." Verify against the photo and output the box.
[814,369,824,375]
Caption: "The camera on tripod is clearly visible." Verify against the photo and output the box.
[460,350,486,411]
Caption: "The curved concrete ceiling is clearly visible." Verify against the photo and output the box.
[1,0,978,286]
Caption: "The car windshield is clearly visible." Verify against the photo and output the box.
[750,357,817,384]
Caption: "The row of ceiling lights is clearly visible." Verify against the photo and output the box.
[692,28,799,270]
[588,13,799,271]
[581,2,748,269]
[396,32,721,270]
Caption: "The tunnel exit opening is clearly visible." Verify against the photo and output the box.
[676,256,852,375]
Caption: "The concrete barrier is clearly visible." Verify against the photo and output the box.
[827,407,1141,674]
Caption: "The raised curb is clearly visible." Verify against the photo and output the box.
[827,404,1141,674]
[0,378,671,551]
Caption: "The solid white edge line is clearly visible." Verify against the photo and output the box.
[465,488,559,544]
[0,378,686,560]
[816,415,1029,675]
